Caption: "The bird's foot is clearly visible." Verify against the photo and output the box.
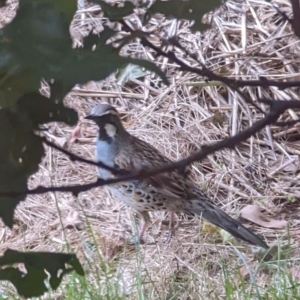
[128,235,145,245]
[164,221,180,244]
[164,231,174,244]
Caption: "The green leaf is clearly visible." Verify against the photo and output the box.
[65,30,169,86]
[148,0,223,32]
[0,0,75,107]
[116,63,148,86]
[92,0,135,21]
[3,0,74,70]
[49,0,77,23]
[0,1,168,109]
[0,178,26,228]
[0,109,44,227]
[0,67,41,109]
[129,58,168,85]
[0,249,84,298]
[17,92,78,128]
[47,79,70,104]
[287,195,296,203]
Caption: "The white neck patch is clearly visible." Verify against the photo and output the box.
[104,123,117,137]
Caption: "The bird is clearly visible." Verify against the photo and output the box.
[85,103,268,249]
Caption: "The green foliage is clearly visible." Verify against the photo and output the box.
[0,0,169,230]
[0,0,75,107]
[148,0,223,32]
[0,108,44,227]
[74,30,168,88]
[17,92,78,128]
[92,0,135,21]
[0,0,224,297]
[287,195,296,203]
[0,0,167,109]
[0,249,84,298]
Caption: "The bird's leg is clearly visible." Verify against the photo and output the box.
[129,211,150,245]
[138,211,150,241]
[164,211,178,243]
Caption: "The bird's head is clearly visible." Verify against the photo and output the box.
[85,104,125,139]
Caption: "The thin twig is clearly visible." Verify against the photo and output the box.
[42,137,129,176]
[164,37,264,114]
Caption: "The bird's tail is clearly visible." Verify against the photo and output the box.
[180,196,268,249]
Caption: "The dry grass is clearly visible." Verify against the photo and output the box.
[1,0,300,299]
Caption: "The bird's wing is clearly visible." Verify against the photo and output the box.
[114,136,190,199]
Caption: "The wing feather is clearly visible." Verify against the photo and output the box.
[114,136,191,199]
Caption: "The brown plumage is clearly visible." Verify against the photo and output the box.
[86,104,268,248]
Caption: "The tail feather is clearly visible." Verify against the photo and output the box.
[182,198,268,249]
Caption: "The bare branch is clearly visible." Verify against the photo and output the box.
[139,35,300,91]
[41,137,129,176]
[290,0,300,39]
[1,99,298,198]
